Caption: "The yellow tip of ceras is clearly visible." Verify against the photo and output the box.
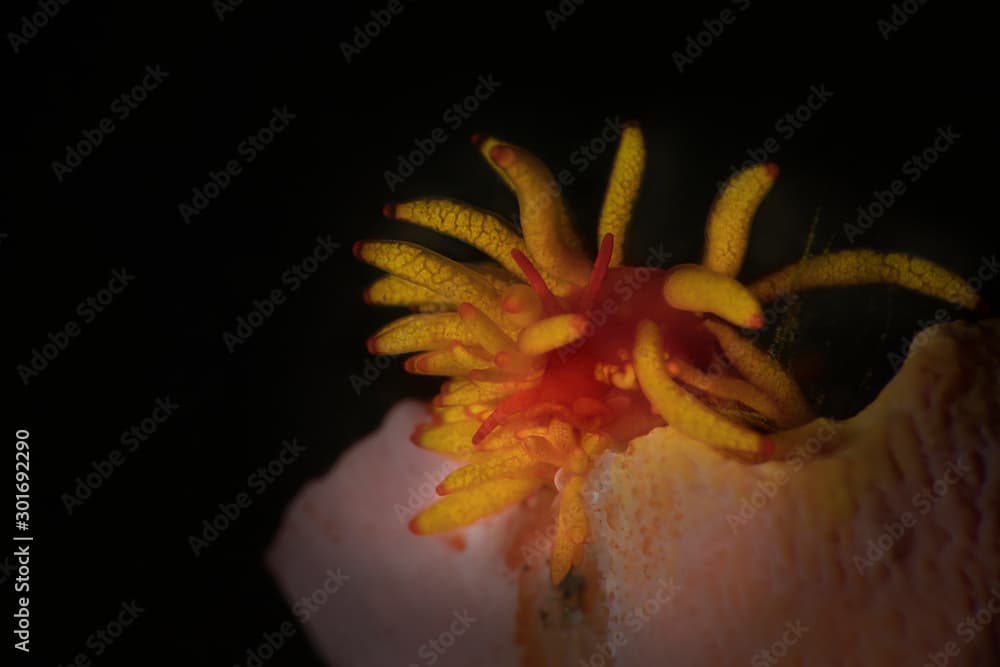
[662,264,765,330]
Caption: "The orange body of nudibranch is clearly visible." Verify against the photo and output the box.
[354,123,982,585]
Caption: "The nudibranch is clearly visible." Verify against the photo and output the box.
[353,123,982,585]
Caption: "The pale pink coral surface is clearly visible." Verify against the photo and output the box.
[269,320,1000,666]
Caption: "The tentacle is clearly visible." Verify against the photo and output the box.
[747,249,982,311]
[409,477,544,534]
[580,233,615,311]
[367,313,476,355]
[662,264,765,329]
[404,346,492,376]
[702,163,779,277]
[519,435,567,467]
[519,419,580,460]
[494,348,541,375]
[550,475,588,584]
[468,367,544,384]
[633,320,774,458]
[427,406,471,424]
[472,134,518,192]
[518,313,589,355]
[410,304,455,313]
[477,426,522,451]
[475,135,584,251]
[436,449,552,495]
[363,275,452,309]
[456,303,518,355]
[428,404,492,426]
[417,417,520,455]
[501,284,544,328]
[482,140,592,286]
[437,377,540,407]
[472,388,541,444]
[580,431,618,459]
[467,261,517,291]
[665,356,784,425]
[353,240,513,333]
[511,249,563,315]
[411,420,487,460]
[385,200,528,278]
[449,341,494,367]
[703,319,814,427]
[597,122,645,266]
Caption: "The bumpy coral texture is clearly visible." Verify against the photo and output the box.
[355,124,982,585]
[586,319,1000,665]
[266,320,999,666]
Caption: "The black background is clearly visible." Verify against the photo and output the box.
[6,1,999,665]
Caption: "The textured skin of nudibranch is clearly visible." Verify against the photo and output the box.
[353,121,984,588]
